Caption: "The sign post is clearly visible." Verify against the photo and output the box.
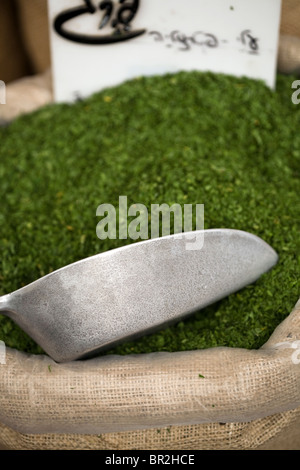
[48,0,282,102]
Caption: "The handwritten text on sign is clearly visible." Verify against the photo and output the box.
[48,0,282,102]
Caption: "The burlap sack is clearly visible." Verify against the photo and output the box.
[278,0,300,75]
[278,35,300,75]
[0,70,53,124]
[0,299,299,450]
[281,0,300,38]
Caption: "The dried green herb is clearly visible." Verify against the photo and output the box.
[0,71,299,356]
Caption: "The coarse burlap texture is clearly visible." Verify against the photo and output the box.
[0,70,53,124]
[0,299,300,450]
[278,0,300,75]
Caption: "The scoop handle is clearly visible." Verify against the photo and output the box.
[0,294,12,316]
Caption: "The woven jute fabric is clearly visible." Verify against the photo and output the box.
[278,35,300,75]
[278,0,300,74]
[1,409,300,450]
[0,299,299,450]
[281,0,300,39]
[0,70,53,123]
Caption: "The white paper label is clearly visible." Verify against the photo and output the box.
[48,0,282,102]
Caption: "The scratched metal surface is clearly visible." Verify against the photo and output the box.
[0,230,278,362]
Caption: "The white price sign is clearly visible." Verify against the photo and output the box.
[48,0,282,102]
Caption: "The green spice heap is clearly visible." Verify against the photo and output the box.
[0,71,299,356]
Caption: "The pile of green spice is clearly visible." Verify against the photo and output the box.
[0,71,299,356]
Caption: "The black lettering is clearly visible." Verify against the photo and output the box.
[112,0,140,30]
[99,1,114,29]
[54,0,146,45]
[240,29,259,52]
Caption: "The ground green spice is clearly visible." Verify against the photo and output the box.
[0,71,299,356]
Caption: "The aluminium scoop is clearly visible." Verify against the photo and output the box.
[0,229,278,363]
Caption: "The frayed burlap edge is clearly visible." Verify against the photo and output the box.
[0,298,299,450]
[0,407,300,450]
[0,70,53,124]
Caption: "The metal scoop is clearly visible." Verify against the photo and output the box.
[0,229,278,363]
